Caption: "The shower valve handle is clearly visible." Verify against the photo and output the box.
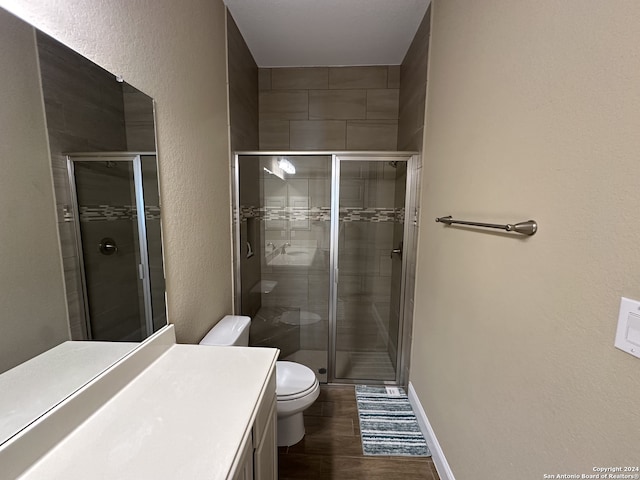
[99,237,118,256]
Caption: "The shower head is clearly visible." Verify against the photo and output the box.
[388,161,398,168]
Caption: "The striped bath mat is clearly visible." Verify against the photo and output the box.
[355,385,430,457]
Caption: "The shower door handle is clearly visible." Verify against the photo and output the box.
[390,241,403,259]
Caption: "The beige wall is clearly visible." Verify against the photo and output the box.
[0,9,69,373]
[0,0,233,343]
[412,0,640,478]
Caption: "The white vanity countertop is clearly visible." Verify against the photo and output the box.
[16,344,279,480]
[0,341,137,446]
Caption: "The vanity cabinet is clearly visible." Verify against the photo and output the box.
[1,326,280,480]
[234,371,277,480]
[254,400,277,479]
[233,437,254,480]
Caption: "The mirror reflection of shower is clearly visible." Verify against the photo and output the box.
[67,153,166,342]
[34,27,167,343]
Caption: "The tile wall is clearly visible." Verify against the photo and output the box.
[398,6,431,153]
[396,5,431,383]
[336,161,401,375]
[227,11,263,323]
[259,66,400,151]
[254,156,332,365]
[123,85,156,151]
[239,157,263,318]
[141,157,166,332]
[227,11,259,152]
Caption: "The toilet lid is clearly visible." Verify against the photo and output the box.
[276,361,318,399]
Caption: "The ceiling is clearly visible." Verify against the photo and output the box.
[223,0,430,67]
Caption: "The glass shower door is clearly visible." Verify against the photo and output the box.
[238,155,332,382]
[140,155,166,332]
[333,157,409,381]
[69,155,156,341]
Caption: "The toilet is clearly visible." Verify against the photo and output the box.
[199,315,320,447]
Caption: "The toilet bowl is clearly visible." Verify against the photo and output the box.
[276,361,320,446]
[199,315,319,447]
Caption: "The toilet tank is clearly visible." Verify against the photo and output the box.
[199,315,251,346]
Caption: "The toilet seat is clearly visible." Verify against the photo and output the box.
[278,381,318,401]
[276,361,318,400]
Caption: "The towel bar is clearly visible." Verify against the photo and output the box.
[435,216,537,236]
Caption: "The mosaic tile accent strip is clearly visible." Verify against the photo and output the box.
[261,206,331,222]
[61,205,74,223]
[240,205,262,219]
[340,207,402,223]
[239,205,404,223]
[79,205,161,222]
[145,206,161,221]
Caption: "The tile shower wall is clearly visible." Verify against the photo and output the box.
[227,11,258,152]
[398,6,431,153]
[123,85,156,151]
[337,162,399,360]
[249,156,332,364]
[239,157,263,318]
[227,11,262,321]
[396,5,431,383]
[141,157,166,332]
[259,66,400,151]
[38,31,158,340]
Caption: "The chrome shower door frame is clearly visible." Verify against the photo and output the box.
[67,152,155,339]
[231,151,419,387]
[330,153,416,386]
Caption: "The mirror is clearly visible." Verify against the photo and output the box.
[0,6,166,445]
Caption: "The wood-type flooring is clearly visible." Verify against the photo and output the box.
[278,385,440,480]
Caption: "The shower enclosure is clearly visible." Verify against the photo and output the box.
[67,152,165,342]
[233,152,418,385]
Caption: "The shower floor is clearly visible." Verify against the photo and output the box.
[335,351,396,380]
[284,349,328,383]
[283,349,396,383]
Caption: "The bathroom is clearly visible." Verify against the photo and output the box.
[1,0,640,479]
[0,1,432,477]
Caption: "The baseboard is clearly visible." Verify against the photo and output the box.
[408,382,456,480]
